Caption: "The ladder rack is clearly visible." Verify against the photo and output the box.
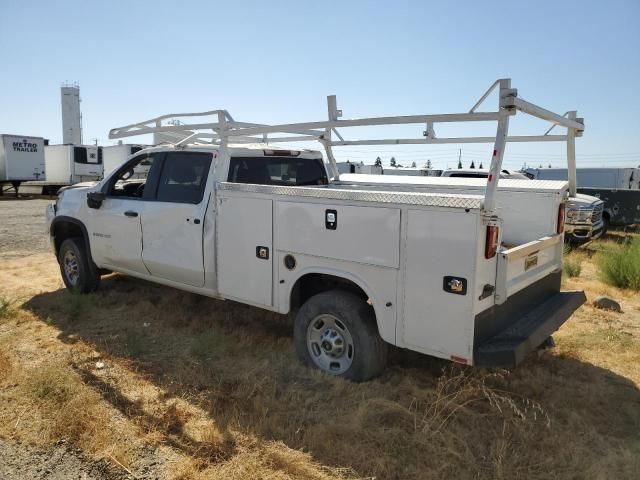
[108,78,584,214]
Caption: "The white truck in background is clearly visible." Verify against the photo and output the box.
[384,167,442,177]
[525,167,640,190]
[336,161,383,175]
[46,79,587,381]
[0,134,46,196]
[440,168,529,179]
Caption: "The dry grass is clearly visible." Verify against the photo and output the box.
[0,249,639,479]
[0,350,11,382]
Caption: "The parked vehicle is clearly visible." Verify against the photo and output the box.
[0,134,45,195]
[46,79,586,381]
[102,144,148,177]
[578,188,640,228]
[525,167,639,227]
[525,167,640,190]
[441,168,528,179]
[385,167,442,176]
[336,161,382,175]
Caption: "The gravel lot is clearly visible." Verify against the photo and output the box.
[0,439,119,480]
[0,199,108,479]
[0,198,52,259]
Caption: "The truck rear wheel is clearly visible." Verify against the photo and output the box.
[58,237,101,294]
[294,290,387,382]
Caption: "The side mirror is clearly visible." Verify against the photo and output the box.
[87,191,106,209]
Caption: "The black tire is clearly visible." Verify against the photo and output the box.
[602,214,610,235]
[294,290,388,382]
[58,237,101,293]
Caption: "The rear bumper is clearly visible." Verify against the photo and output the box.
[474,272,585,367]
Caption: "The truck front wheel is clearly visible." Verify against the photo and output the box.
[58,237,101,294]
[294,290,387,382]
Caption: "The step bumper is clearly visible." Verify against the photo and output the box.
[474,290,586,368]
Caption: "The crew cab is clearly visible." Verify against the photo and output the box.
[46,79,587,381]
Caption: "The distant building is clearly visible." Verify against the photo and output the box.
[61,84,82,145]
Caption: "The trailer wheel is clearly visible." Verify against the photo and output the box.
[294,290,387,382]
[58,237,101,294]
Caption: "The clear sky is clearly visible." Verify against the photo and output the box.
[1,0,639,169]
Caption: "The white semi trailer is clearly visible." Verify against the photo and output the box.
[0,134,46,195]
[102,144,148,177]
[43,144,103,191]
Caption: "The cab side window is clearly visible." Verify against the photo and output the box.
[107,153,159,199]
[156,152,212,204]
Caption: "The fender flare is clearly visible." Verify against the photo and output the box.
[285,266,388,339]
[50,216,94,263]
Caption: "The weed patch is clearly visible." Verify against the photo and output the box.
[563,257,582,278]
[0,296,15,320]
[597,236,640,290]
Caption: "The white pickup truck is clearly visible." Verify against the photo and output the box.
[46,79,586,381]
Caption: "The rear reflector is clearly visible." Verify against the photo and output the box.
[485,225,499,259]
[557,203,565,234]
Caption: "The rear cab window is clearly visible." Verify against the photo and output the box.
[228,156,328,186]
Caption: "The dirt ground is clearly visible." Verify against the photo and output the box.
[0,198,639,479]
[0,198,51,260]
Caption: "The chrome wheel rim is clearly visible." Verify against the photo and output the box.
[307,314,354,374]
[63,250,80,286]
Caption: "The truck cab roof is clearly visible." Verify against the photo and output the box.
[135,143,324,160]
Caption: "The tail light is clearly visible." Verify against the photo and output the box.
[557,203,565,234]
[263,149,300,157]
[485,225,499,259]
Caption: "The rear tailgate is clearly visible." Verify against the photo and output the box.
[495,234,563,305]
[473,233,585,367]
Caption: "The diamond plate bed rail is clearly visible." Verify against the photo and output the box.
[217,182,484,209]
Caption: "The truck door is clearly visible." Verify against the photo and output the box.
[88,153,161,275]
[140,151,213,287]
[217,195,273,307]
